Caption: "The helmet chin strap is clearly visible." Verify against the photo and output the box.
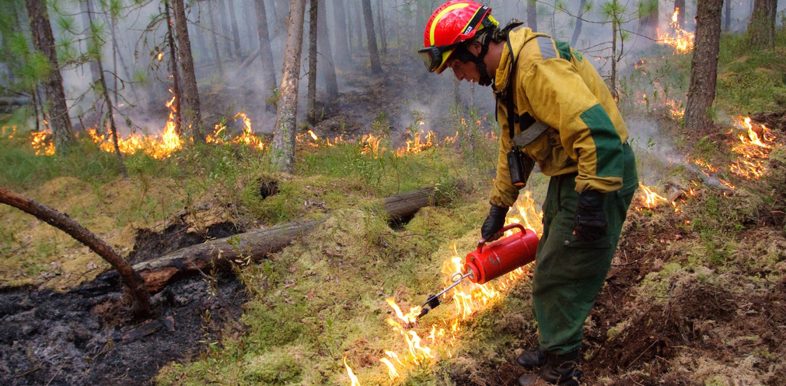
[459,34,493,86]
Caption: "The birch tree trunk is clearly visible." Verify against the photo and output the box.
[271,0,307,173]
[255,0,278,101]
[172,0,205,141]
[685,0,723,132]
[25,0,75,153]
[362,0,382,74]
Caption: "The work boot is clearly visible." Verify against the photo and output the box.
[515,348,546,369]
[518,350,582,386]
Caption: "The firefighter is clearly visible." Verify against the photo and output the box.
[419,1,639,385]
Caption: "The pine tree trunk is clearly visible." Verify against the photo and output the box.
[172,0,204,142]
[227,0,242,57]
[571,0,587,46]
[271,0,307,173]
[748,0,776,49]
[527,0,538,31]
[216,0,232,58]
[307,0,318,124]
[332,0,352,67]
[0,187,151,318]
[610,13,618,100]
[25,0,75,152]
[317,0,338,99]
[637,0,659,41]
[87,0,127,177]
[674,0,686,28]
[724,0,732,31]
[685,0,723,132]
[164,0,183,136]
[362,0,382,74]
[255,0,278,101]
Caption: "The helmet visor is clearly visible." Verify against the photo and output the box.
[418,45,456,73]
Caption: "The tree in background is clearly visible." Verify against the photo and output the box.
[361,0,382,74]
[317,0,338,100]
[86,0,127,177]
[254,0,277,103]
[25,0,75,153]
[685,0,723,132]
[331,0,352,67]
[748,0,777,49]
[637,0,658,41]
[377,0,387,55]
[164,0,183,135]
[271,0,306,173]
[603,0,626,100]
[171,0,204,142]
[571,0,590,46]
[307,0,318,123]
[527,0,538,31]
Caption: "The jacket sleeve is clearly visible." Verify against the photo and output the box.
[488,101,520,208]
[522,58,625,193]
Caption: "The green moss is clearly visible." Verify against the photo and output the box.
[241,348,303,385]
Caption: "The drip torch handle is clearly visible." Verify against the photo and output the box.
[477,223,526,253]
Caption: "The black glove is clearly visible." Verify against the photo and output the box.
[573,190,607,242]
[481,204,508,241]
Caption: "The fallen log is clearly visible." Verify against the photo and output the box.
[105,186,446,293]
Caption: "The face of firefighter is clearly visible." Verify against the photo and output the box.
[446,41,483,84]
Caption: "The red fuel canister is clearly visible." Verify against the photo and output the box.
[463,223,539,284]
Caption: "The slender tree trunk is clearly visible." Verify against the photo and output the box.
[215,0,232,58]
[255,0,278,101]
[165,0,183,135]
[685,0,723,132]
[307,0,318,123]
[0,187,151,317]
[79,0,102,88]
[332,0,351,66]
[87,0,127,177]
[748,0,777,49]
[207,1,225,75]
[172,0,204,141]
[271,0,306,173]
[25,0,75,152]
[571,0,587,46]
[724,0,732,31]
[527,0,538,31]
[674,0,686,28]
[362,0,382,74]
[377,0,387,55]
[227,0,242,57]
[611,12,618,100]
[637,0,659,41]
[317,0,338,99]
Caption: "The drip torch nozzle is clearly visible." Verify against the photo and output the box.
[415,271,472,321]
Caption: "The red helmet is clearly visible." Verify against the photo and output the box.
[419,1,498,73]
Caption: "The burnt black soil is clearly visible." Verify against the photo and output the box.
[0,220,248,386]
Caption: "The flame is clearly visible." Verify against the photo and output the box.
[360,134,384,158]
[637,183,670,209]
[367,192,543,382]
[31,130,55,156]
[665,98,685,120]
[729,116,776,180]
[396,131,436,156]
[343,357,361,386]
[658,8,694,53]
[1,124,17,139]
[156,51,164,62]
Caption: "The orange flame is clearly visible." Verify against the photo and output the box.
[1,124,17,139]
[730,116,776,180]
[637,183,670,209]
[31,130,55,156]
[658,8,694,54]
[369,192,543,382]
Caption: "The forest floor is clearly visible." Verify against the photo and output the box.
[2,33,786,386]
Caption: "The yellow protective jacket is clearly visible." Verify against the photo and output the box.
[489,27,629,208]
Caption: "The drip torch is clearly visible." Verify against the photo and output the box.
[416,223,539,320]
